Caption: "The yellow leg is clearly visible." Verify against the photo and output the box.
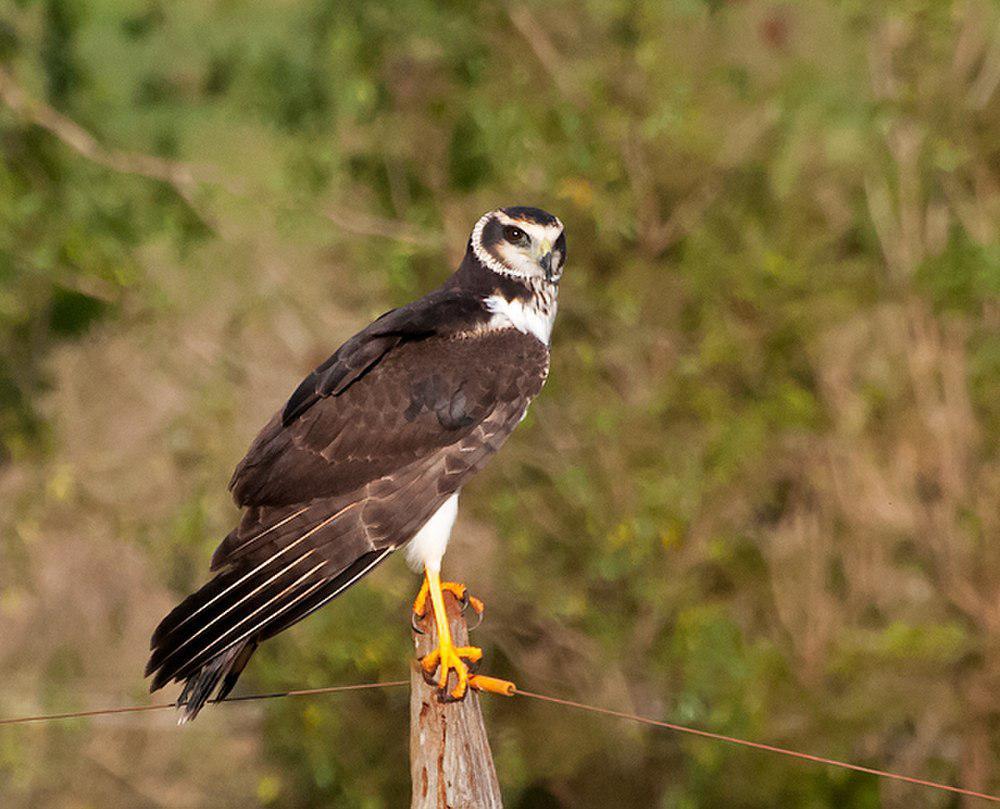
[417,567,483,701]
[412,578,484,619]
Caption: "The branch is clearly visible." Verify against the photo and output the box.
[326,207,443,248]
[505,4,587,109]
[621,132,722,258]
[0,67,458,247]
[0,66,223,227]
[410,593,503,809]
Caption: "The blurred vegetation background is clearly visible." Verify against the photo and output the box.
[1,0,998,806]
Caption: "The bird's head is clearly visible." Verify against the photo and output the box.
[470,206,566,284]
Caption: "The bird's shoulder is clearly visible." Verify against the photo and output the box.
[280,287,490,424]
[228,289,548,509]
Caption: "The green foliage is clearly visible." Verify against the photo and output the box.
[1,0,999,806]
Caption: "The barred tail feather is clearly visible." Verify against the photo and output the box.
[147,516,392,722]
[176,641,257,723]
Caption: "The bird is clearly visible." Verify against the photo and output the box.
[146,206,566,721]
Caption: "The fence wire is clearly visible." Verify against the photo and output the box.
[2,678,998,804]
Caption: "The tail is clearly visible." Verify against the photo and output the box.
[147,540,392,722]
[175,640,257,723]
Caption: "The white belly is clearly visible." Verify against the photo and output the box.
[405,492,459,572]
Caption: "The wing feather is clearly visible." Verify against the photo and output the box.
[229,327,542,510]
[148,312,550,717]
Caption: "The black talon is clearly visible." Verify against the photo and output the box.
[437,686,466,704]
[420,660,438,686]
[467,608,484,632]
[411,611,426,635]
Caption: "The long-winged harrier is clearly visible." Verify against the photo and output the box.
[146,206,566,720]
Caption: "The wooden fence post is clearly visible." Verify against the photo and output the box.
[410,591,503,809]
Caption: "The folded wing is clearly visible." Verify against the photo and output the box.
[147,307,549,720]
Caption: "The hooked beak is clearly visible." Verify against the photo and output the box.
[540,252,554,280]
[536,240,555,281]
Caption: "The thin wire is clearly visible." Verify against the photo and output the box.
[515,689,1000,804]
[1,680,998,805]
[0,681,408,726]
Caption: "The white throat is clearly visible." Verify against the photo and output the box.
[484,293,557,345]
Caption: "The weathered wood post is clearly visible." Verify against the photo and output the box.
[410,591,504,809]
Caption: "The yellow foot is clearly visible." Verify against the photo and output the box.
[420,642,483,701]
[411,580,485,620]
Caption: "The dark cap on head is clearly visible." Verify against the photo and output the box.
[500,206,561,226]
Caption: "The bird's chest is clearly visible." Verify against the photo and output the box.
[482,294,557,346]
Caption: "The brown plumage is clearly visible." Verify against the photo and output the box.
[146,206,563,721]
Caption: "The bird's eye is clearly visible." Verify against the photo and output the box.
[503,225,527,244]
